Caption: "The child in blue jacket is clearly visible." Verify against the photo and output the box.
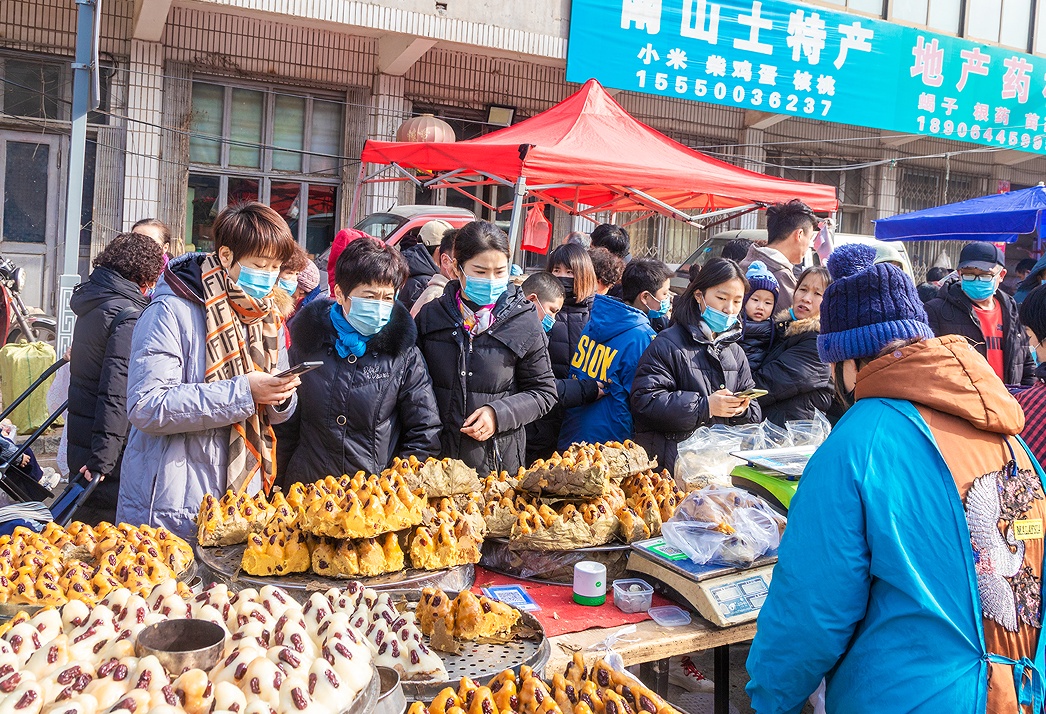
[559,259,668,447]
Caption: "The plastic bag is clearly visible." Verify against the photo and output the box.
[674,421,793,488]
[661,486,786,566]
[785,410,832,447]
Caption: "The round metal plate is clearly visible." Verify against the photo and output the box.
[385,592,550,702]
[0,558,199,621]
[195,542,475,599]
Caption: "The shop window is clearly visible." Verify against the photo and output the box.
[187,79,344,254]
[969,0,1034,49]
[815,0,884,17]
[1,58,61,120]
[0,55,112,125]
[765,155,873,234]
[892,0,962,34]
[2,141,49,243]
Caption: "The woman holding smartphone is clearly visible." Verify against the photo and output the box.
[415,221,557,474]
[630,258,761,473]
[274,237,440,486]
[119,203,300,537]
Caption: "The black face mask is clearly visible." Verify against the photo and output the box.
[557,276,575,300]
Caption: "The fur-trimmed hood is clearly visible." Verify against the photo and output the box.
[289,297,417,357]
[776,313,821,338]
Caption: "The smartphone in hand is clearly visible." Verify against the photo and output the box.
[275,361,324,378]
[733,388,768,399]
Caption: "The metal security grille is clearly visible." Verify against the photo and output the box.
[0,0,131,57]
[899,166,988,281]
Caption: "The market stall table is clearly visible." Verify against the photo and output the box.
[473,568,755,714]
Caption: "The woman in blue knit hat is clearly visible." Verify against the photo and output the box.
[630,258,761,473]
[747,245,1046,714]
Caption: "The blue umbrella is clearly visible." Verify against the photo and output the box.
[874,184,1046,243]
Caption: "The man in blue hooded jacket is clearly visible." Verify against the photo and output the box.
[559,259,668,448]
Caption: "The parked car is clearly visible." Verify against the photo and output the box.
[670,229,914,292]
[314,205,477,292]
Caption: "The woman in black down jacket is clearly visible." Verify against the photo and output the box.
[753,266,834,426]
[630,258,761,473]
[68,232,165,524]
[416,221,557,474]
[526,243,600,461]
[274,237,440,486]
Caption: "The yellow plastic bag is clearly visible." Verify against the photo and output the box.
[0,340,59,432]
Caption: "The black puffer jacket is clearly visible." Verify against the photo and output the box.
[68,266,149,477]
[740,318,775,372]
[924,281,1035,386]
[753,316,833,426]
[399,244,439,311]
[630,320,761,473]
[274,299,441,487]
[416,281,557,474]
[526,297,597,462]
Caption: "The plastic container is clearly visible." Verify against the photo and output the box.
[573,561,607,606]
[612,578,654,613]
[648,605,692,627]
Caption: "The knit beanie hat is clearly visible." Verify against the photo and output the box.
[745,261,780,302]
[297,260,320,293]
[817,243,935,363]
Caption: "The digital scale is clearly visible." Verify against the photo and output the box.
[728,445,815,514]
[627,538,776,628]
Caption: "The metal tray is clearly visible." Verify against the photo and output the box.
[344,665,381,714]
[386,590,551,701]
[480,537,632,585]
[0,558,200,621]
[195,542,475,600]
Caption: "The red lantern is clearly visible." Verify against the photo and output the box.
[396,114,456,143]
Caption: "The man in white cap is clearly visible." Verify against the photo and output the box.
[410,221,459,318]
[398,219,452,312]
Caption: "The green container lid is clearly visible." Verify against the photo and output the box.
[573,592,606,606]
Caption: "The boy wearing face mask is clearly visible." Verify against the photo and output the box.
[273,237,440,486]
[520,272,566,333]
[559,259,665,448]
[925,242,1035,386]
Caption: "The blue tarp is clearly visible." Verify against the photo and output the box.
[874,184,1046,243]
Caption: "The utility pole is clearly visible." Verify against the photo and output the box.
[57,0,100,356]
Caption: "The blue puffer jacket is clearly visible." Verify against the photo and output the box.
[747,336,1046,713]
[559,295,656,448]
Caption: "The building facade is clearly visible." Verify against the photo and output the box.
[1,0,1045,310]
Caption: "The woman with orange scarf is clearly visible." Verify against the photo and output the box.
[118,203,300,537]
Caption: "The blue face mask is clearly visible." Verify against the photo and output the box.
[236,265,279,300]
[541,312,555,333]
[278,277,298,294]
[961,274,998,302]
[647,294,671,319]
[462,274,509,306]
[346,297,394,336]
[702,304,738,334]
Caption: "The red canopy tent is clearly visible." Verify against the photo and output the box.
[358,79,838,254]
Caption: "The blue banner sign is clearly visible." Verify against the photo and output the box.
[566,0,1046,154]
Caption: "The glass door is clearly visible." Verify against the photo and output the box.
[0,131,62,312]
